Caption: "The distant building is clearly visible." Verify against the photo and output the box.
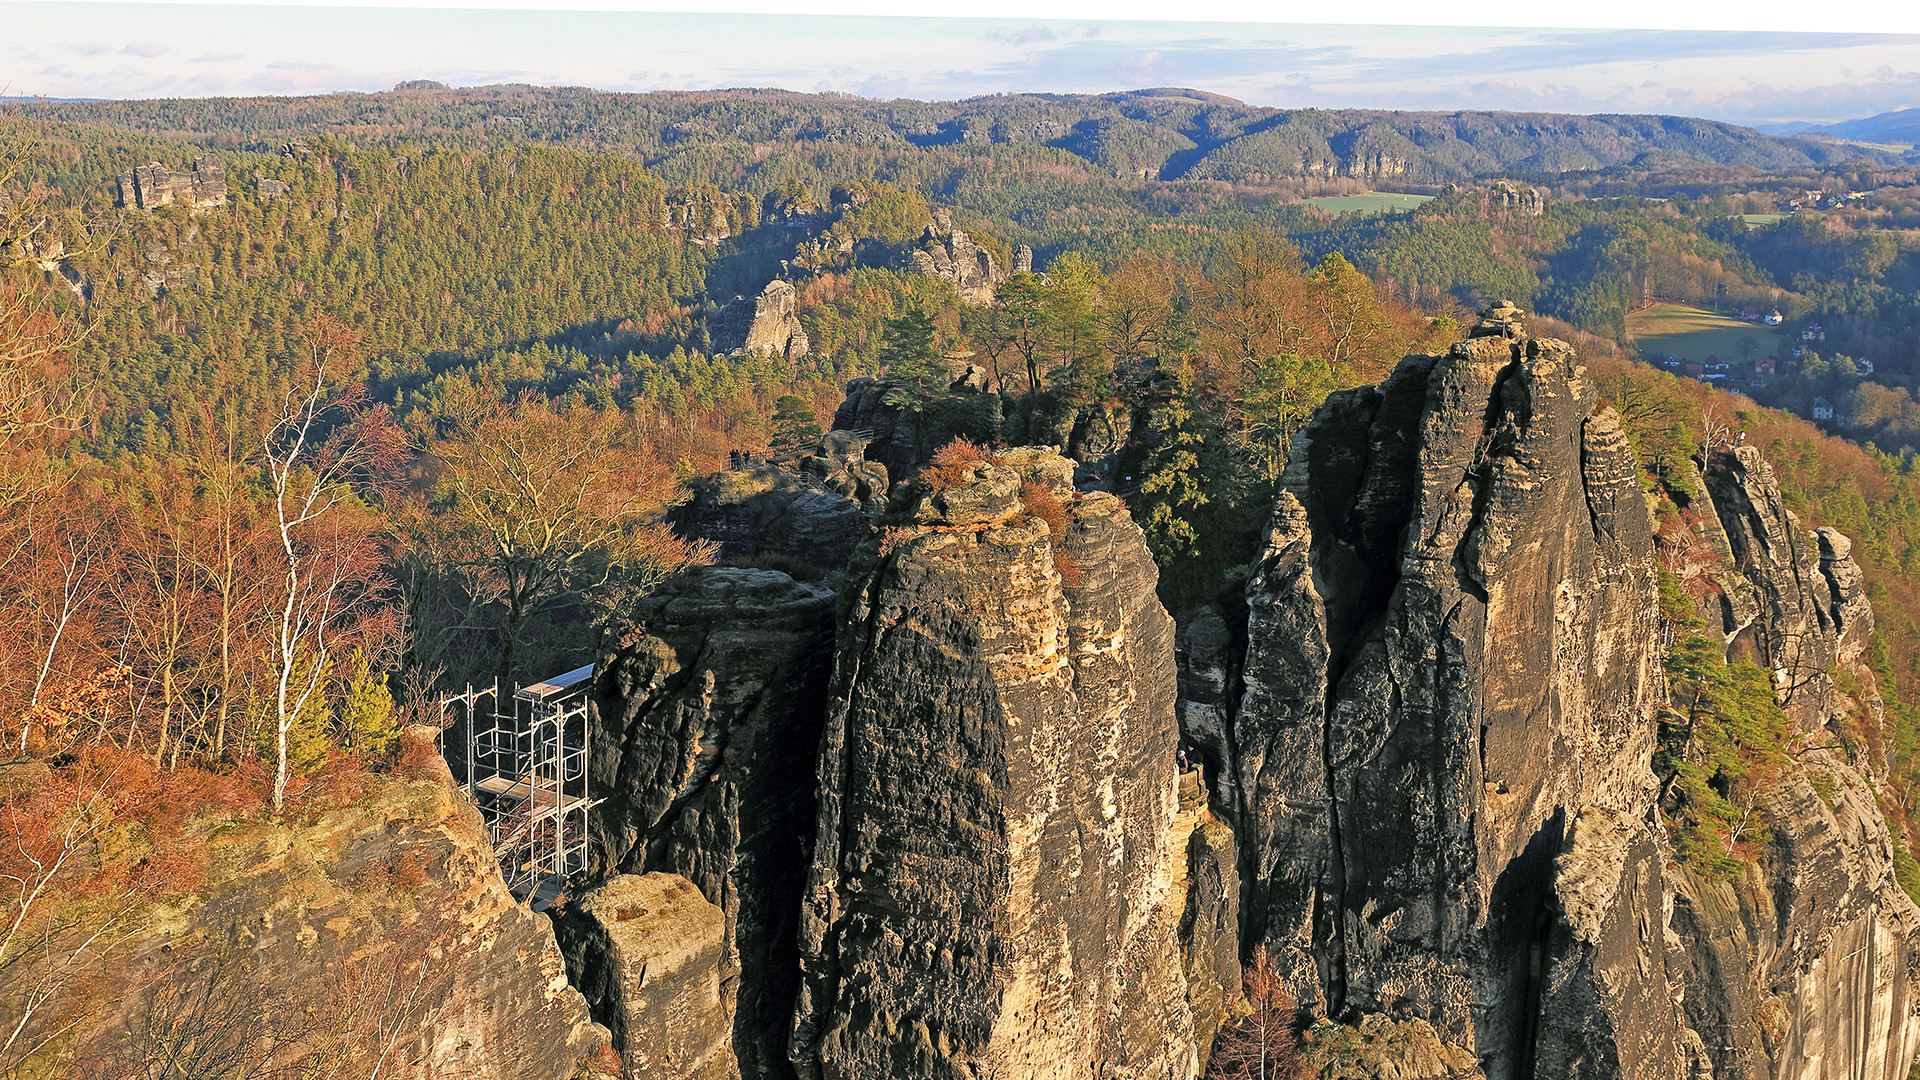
[1765,309,1785,326]
[1813,397,1835,421]
[1858,358,1876,376]
[1685,362,1706,378]
[1754,356,1777,377]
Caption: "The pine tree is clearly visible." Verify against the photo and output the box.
[769,395,823,460]
[256,653,332,774]
[878,307,942,389]
[338,647,400,756]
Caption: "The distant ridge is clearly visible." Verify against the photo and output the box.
[1763,107,1920,146]
[17,84,1910,179]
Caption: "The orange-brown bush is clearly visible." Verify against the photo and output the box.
[924,436,996,493]
[1021,480,1082,587]
[394,728,444,779]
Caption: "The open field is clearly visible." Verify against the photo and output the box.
[1300,192,1435,215]
[1627,303,1777,364]
[1742,213,1787,227]
[1841,140,1915,153]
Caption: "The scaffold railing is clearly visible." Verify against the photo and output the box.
[439,664,597,910]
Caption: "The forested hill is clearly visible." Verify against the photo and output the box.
[21,85,1904,193]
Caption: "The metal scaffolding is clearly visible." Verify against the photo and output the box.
[442,664,597,910]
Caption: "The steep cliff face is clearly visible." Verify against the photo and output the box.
[1220,332,1682,1078]
[790,449,1201,1080]
[588,567,837,1080]
[1662,447,1920,1080]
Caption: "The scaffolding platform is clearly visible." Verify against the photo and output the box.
[442,664,599,905]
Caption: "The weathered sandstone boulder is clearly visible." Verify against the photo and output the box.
[557,873,739,1080]
[674,465,872,572]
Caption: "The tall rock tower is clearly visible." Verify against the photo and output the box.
[1221,322,1683,1078]
[790,448,1200,1080]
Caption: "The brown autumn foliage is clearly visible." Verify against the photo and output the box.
[1205,949,1306,1080]
[1020,479,1081,588]
[923,436,997,493]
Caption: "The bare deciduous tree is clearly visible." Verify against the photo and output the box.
[262,318,403,812]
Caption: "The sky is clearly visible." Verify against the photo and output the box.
[4,0,1919,127]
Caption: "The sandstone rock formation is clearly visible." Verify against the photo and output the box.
[557,873,740,1080]
[797,429,891,507]
[589,567,838,1080]
[62,736,607,1079]
[674,465,874,572]
[553,341,1920,1080]
[791,448,1200,1080]
[116,156,227,211]
[712,280,810,360]
[1661,446,1920,1080]
[1486,180,1545,216]
[904,224,1006,304]
[1176,770,1243,1057]
[1193,324,1920,1080]
[1220,333,1683,1078]
[828,375,1000,483]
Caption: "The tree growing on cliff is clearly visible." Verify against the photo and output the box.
[769,394,824,460]
[1206,949,1304,1080]
[877,307,942,389]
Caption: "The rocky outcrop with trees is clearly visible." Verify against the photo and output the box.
[559,336,1920,1080]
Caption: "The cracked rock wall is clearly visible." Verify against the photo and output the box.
[790,449,1198,1080]
[1218,334,1680,1079]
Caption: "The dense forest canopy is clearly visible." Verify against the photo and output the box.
[8,87,1920,1069]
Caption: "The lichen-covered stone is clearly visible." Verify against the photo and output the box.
[558,873,739,1080]
[792,451,1198,1080]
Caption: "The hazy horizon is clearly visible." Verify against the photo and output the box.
[5,3,1920,127]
